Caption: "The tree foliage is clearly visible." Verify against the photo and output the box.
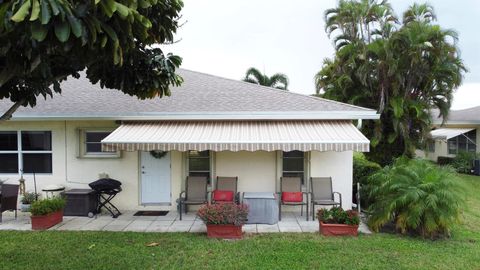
[243,67,289,90]
[316,0,466,165]
[368,158,464,238]
[0,0,184,120]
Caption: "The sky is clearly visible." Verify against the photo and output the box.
[167,0,480,110]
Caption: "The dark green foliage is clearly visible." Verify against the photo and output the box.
[451,151,478,174]
[243,67,289,90]
[30,196,65,216]
[316,1,466,165]
[353,153,382,208]
[368,158,464,238]
[353,153,381,185]
[0,0,184,119]
[20,192,37,204]
[317,207,360,225]
[437,156,454,166]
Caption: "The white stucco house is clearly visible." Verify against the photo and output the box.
[419,106,480,162]
[0,69,378,212]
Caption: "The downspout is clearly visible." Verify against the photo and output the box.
[356,119,363,129]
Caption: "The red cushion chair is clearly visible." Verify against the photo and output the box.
[212,190,234,202]
[282,191,303,203]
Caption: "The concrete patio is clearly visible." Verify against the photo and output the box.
[0,211,372,234]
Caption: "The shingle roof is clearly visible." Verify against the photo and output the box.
[432,106,480,124]
[0,69,377,120]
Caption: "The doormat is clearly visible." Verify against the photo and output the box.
[133,211,169,216]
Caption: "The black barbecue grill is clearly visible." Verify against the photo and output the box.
[89,178,122,218]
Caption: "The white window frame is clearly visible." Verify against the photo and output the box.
[0,130,53,175]
[78,128,120,158]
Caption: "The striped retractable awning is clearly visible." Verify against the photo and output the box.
[102,120,370,152]
[430,128,475,140]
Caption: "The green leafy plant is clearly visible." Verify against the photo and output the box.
[30,197,66,216]
[317,207,360,225]
[451,151,477,174]
[368,158,464,238]
[21,192,38,204]
[197,203,249,226]
[353,153,382,209]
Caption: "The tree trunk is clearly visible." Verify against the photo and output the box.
[0,99,25,122]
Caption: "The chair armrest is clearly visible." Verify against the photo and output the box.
[179,191,186,200]
[333,191,342,206]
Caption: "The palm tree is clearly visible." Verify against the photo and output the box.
[243,67,289,90]
[316,1,466,165]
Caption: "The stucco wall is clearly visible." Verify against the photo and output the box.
[1,121,355,212]
[215,151,277,193]
[310,151,353,209]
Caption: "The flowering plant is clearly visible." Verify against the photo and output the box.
[317,207,359,225]
[197,203,249,226]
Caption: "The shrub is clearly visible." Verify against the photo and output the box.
[353,153,382,185]
[451,151,477,174]
[30,197,66,216]
[353,153,382,208]
[197,203,249,226]
[21,192,38,204]
[437,156,454,166]
[317,207,360,225]
[368,158,464,238]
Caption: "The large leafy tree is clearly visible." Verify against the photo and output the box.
[315,1,466,165]
[243,67,289,90]
[0,0,184,121]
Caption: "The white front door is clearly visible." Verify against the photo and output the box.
[140,151,171,205]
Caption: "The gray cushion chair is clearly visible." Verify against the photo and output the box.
[310,177,342,220]
[0,184,19,223]
[278,177,309,221]
[213,176,239,204]
[178,176,209,220]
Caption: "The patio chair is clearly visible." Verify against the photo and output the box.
[310,177,342,220]
[178,176,209,220]
[212,176,239,204]
[0,184,19,223]
[278,177,309,221]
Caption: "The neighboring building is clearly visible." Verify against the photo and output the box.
[0,69,378,211]
[420,106,480,161]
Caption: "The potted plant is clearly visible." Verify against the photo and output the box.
[197,203,249,239]
[20,192,37,212]
[30,197,66,230]
[317,207,360,236]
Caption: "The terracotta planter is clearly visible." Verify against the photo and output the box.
[206,224,243,239]
[319,221,359,236]
[31,210,64,230]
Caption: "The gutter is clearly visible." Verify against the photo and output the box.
[8,111,380,121]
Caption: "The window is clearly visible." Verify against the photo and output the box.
[282,151,305,184]
[79,129,119,158]
[447,130,477,155]
[188,150,211,183]
[0,131,52,174]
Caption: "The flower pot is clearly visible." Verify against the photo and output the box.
[206,224,243,239]
[319,221,359,236]
[20,203,31,212]
[31,210,64,230]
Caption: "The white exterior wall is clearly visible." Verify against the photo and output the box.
[310,151,353,209]
[1,121,355,211]
[215,151,277,193]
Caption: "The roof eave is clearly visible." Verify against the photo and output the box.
[9,111,380,121]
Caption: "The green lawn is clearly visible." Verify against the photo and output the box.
[1,175,479,270]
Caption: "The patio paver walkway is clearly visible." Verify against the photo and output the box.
[0,211,372,234]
